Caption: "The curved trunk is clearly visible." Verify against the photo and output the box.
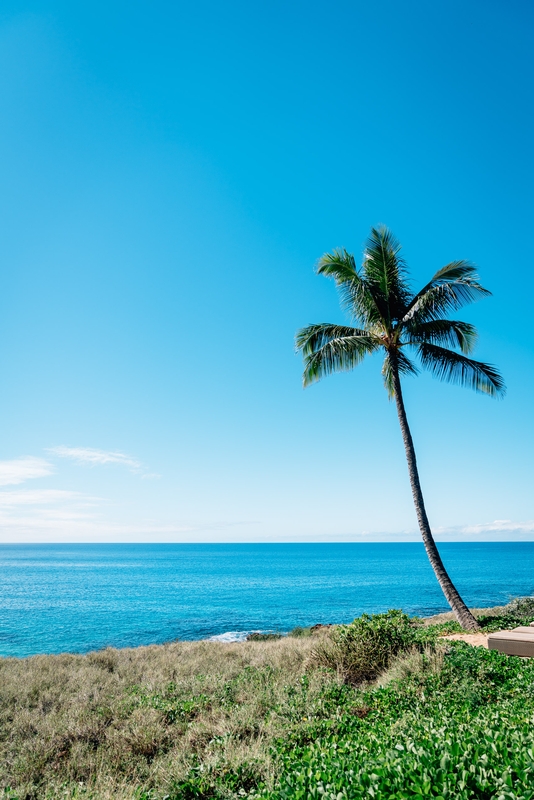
[391,364,479,631]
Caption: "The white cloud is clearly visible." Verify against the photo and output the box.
[0,450,173,541]
[0,456,54,486]
[0,489,77,506]
[0,487,100,537]
[0,484,257,541]
[0,482,194,541]
[0,497,196,540]
[458,519,534,535]
[49,446,141,471]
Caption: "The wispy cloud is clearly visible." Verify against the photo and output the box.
[457,519,534,535]
[0,456,54,486]
[0,487,101,538]
[0,488,196,541]
[0,489,77,506]
[0,484,258,541]
[49,446,141,471]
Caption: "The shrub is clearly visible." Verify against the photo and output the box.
[169,760,262,799]
[261,707,534,800]
[288,627,312,638]
[477,594,534,632]
[424,619,463,635]
[311,610,436,685]
[506,595,534,619]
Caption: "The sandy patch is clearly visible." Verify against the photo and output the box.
[442,633,488,648]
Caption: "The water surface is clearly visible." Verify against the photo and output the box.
[1,542,533,657]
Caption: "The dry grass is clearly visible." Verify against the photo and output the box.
[375,646,446,688]
[0,635,331,800]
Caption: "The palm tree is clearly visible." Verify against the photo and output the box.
[296,226,505,631]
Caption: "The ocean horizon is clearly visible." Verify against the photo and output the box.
[1,542,533,659]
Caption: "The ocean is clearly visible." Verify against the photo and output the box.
[1,542,533,658]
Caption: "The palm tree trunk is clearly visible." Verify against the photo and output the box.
[390,364,479,631]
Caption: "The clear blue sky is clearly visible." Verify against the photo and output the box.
[0,0,533,542]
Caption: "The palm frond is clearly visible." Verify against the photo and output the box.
[316,249,384,327]
[299,229,503,401]
[362,226,412,324]
[296,323,380,387]
[425,261,481,283]
[382,350,418,397]
[402,261,491,324]
[316,249,358,282]
[418,343,505,396]
[405,319,478,354]
[296,323,371,355]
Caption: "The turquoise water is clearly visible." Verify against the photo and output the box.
[1,543,533,658]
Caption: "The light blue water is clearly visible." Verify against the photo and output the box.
[1,543,533,658]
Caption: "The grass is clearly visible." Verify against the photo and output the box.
[1,598,534,799]
[0,634,332,799]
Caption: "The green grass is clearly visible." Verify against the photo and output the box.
[2,600,534,799]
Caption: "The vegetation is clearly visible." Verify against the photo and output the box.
[2,601,534,799]
[296,226,505,630]
[426,595,534,634]
[261,645,534,800]
[311,609,439,685]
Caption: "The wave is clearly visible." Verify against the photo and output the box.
[207,631,250,643]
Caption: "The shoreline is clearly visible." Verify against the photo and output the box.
[4,542,533,660]
[0,601,521,662]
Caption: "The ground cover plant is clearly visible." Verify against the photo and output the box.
[0,635,330,800]
[1,601,534,800]
[261,646,534,800]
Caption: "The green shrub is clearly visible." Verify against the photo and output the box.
[311,610,437,685]
[506,595,534,619]
[262,708,534,800]
[169,760,262,799]
[288,627,312,638]
[131,683,211,723]
[424,619,463,635]
[478,595,534,633]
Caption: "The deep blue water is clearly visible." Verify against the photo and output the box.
[1,543,533,658]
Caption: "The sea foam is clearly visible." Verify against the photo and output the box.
[207,631,250,643]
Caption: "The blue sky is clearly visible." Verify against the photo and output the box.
[0,0,533,542]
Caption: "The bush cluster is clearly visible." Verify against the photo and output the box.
[311,609,437,685]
